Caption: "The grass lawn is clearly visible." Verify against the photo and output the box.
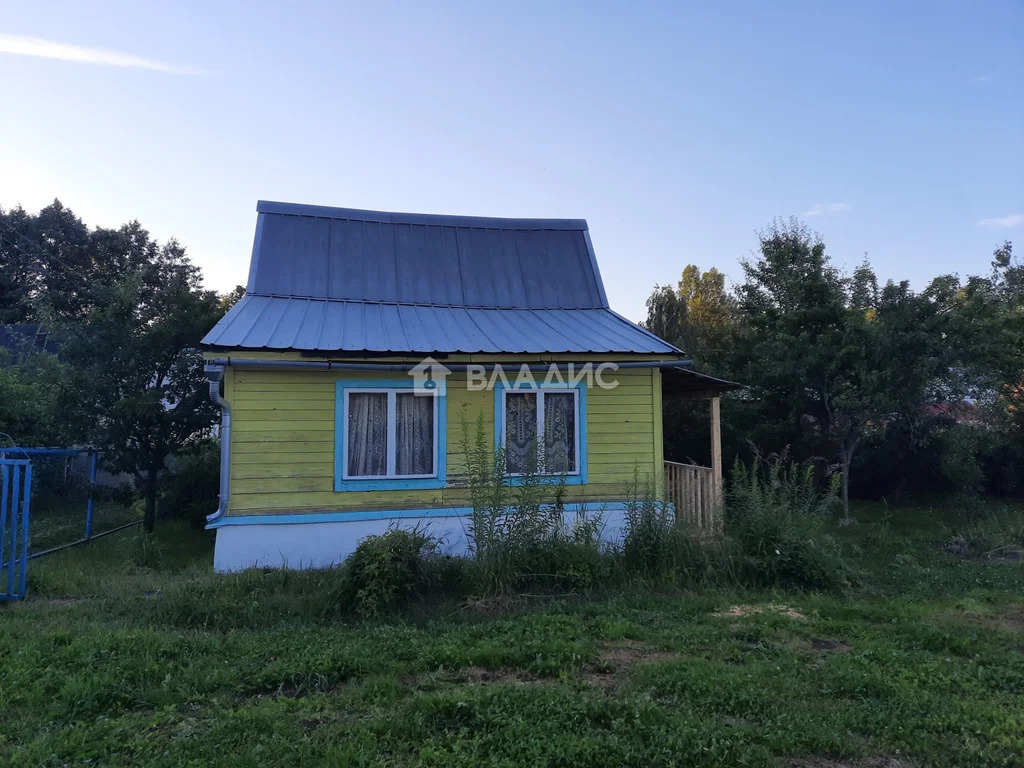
[1,500,1022,767]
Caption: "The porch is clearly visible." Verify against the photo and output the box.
[660,367,741,534]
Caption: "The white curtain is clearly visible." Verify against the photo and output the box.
[396,393,434,475]
[505,392,537,474]
[347,393,388,476]
[544,392,576,473]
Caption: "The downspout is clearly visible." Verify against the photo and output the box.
[205,363,231,524]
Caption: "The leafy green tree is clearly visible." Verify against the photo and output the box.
[0,349,87,447]
[0,200,95,321]
[731,219,955,518]
[643,284,688,349]
[63,234,224,532]
[677,265,734,360]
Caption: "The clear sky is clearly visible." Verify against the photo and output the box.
[1,1,1021,321]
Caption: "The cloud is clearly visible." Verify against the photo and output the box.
[977,214,1023,228]
[803,203,850,217]
[0,33,196,73]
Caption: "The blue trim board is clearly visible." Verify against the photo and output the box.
[493,378,588,486]
[208,502,631,529]
[334,379,447,491]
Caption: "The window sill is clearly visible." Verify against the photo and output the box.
[504,474,586,487]
[335,477,446,492]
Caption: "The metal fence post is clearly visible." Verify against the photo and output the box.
[19,464,31,598]
[85,450,98,541]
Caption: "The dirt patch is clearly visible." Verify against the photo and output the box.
[583,642,682,692]
[810,638,851,653]
[404,665,546,689]
[714,604,808,621]
[941,603,1024,635]
[784,757,914,768]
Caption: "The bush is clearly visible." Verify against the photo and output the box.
[340,528,439,616]
[159,439,220,527]
[620,485,709,584]
[462,418,575,594]
[725,454,850,590]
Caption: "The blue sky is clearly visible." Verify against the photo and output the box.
[1,1,1021,321]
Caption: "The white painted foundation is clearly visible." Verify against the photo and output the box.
[212,505,632,572]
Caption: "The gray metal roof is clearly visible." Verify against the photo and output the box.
[203,201,680,355]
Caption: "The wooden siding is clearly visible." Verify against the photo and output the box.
[225,364,662,515]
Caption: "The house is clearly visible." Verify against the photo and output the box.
[0,324,57,358]
[201,201,737,572]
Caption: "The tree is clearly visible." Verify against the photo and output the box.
[0,349,87,447]
[63,233,224,532]
[643,284,688,349]
[677,265,734,360]
[731,219,953,518]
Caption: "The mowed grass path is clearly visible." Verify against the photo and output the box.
[1,502,1022,767]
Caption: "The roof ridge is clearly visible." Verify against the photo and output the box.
[257,200,588,231]
[242,293,608,311]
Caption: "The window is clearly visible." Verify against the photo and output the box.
[501,388,580,476]
[344,390,437,478]
[336,381,446,491]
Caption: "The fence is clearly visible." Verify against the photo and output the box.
[0,448,141,559]
[664,460,721,534]
[0,459,32,600]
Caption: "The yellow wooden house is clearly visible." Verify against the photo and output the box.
[202,201,735,571]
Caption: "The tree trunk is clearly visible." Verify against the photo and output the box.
[143,465,159,533]
[841,453,850,522]
[839,440,857,525]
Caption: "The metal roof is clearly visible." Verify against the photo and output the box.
[662,366,743,399]
[203,201,681,355]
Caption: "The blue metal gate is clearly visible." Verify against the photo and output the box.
[1,459,32,601]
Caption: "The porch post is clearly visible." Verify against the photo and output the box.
[710,396,723,505]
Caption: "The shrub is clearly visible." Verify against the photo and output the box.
[461,418,578,594]
[619,481,709,584]
[159,439,220,527]
[725,453,850,590]
[340,528,439,616]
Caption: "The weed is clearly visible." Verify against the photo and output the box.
[726,454,851,590]
[339,527,439,616]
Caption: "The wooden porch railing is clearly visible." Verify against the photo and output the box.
[664,460,720,533]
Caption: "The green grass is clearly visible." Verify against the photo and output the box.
[24,495,140,554]
[1,500,1022,767]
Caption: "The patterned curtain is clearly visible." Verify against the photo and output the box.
[347,392,388,476]
[396,393,434,475]
[505,392,537,474]
[543,392,576,473]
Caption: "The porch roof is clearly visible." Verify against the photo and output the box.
[662,366,743,399]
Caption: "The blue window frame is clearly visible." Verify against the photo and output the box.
[493,379,588,485]
[335,379,447,491]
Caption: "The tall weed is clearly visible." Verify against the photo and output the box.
[725,453,850,590]
[620,475,709,584]
[461,418,604,594]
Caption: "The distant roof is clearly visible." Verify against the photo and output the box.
[203,201,681,355]
[0,324,57,357]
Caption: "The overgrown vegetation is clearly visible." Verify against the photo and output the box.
[337,441,854,610]
[726,454,851,590]
[0,200,242,531]
[647,226,1024,512]
[5,497,1023,767]
[339,527,440,617]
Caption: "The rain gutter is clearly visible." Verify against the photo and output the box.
[204,363,232,523]
[207,357,692,372]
